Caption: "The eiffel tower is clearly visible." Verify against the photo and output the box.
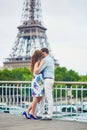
[3,0,58,69]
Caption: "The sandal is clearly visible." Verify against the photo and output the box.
[22,111,30,119]
[29,114,40,120]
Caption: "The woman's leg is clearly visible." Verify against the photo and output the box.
[26,103,32,115]
[31,97,37,117]
[24,97,42,118]
[31,97,42,117]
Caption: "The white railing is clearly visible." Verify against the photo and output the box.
[0,81,31,107]
[0,81,87,121]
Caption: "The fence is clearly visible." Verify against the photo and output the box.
[0,81,87,121]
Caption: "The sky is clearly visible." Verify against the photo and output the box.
[0,0,87,75]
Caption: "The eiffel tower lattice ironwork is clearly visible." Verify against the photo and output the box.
[3,0,58,69]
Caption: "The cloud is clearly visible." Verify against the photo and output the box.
[52,43,87,75]
[42,0,87,75]
[0,0,87,75]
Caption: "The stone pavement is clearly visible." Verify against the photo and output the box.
[0,113,87,130]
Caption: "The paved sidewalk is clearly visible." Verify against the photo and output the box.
[0,113,87,130]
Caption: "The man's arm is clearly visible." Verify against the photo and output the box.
[39,61,47,73]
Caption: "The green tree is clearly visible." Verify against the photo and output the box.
[80,75,87,82]
[0,66,87,82]
[55,66,67,81]
[64,69,80,81]
[0,69,12,80]
[55,66,80,81]
[0,67,33,81]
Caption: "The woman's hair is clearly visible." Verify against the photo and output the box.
[30,50,43,72]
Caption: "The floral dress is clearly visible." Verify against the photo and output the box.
[31,73,44,97]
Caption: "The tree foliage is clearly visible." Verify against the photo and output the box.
[55,66,80,81]
[0,67,33,81]
[0,66,87,81]
[0,66,87,98]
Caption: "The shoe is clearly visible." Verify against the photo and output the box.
[41,115,52,120]
[37,116,42,119]
[22,111,30,119]
[41,117,52,120]
[29,114,40,120]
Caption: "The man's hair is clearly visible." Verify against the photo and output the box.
[41,48,49,54]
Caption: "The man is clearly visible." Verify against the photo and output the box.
[37,48,54,120]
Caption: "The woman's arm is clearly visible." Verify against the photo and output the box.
[33,60,44,74]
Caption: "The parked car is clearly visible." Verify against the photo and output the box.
[53,103,82,114]
[0,103,9,113]
[83,102,87,112]
[8,106,24,114]
[21,102,30,108]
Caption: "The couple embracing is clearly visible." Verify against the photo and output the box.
[23,48,54,120]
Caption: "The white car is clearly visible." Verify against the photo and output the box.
[53,104,77,113]
[83,102,87,112]
[8,106,24,114]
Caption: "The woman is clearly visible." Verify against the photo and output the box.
[22,50,44,119]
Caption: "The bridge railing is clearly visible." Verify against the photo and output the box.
[0,81,32,108]
[0,81,87,121]
[53,81,87,119]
